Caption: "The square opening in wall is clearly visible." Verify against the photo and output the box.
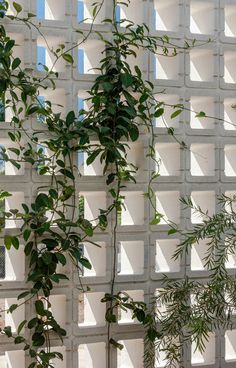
[4,298,25,333]
[37,88,66,121]
[225,237,236,269]
[0,351,25,368]
[2,244,25,281]
[77,40,103,74]
[190,1,215,35]
[78,342,106,368]
[155,54,179,80]
[191,333,215,365]
[0,140,24,175]
[225,191,236,214]
[156,191,180,225]
[117,339,144,368]
[153,0,179,32]
[37,37,66,73]
[190,144,215,176]
[78,145,104,176]
[190,96,215,129]
[119,191,144,226]
[156,239,180,273]
[78,291,106,327]
[9,33,25,68]
[224,99,236,131]
[155,143,180,176]
[224,145,236,176]
[123,142,144,177]
[225,5,236,38]
[6,1,24,15]
[224,52,236,84]
[5,192,24,229]
[116,0,143,26]
[47,295,67,329]
[78,192,106,225]
[190,49,214,82]
[155,95,180,128]
[117,241,144,275]
[81,242,106,277]
[225,330,236,362]
[118,290,144,324]
[37,0,66,20]
[191,239,210,271]
[78,0,106,24]
[191,191,215,224]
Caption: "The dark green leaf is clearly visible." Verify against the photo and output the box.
[8,304,18,313]
[12,57,21,70]
[14,335,25,344]
[154,108,164,118]
[13,2,22,13]
[62,53,74,64]
[35,300,45,316]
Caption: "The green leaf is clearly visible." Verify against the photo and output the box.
[79,257,92,270]
[23,229,31,241]
[66,111,75,125]
[4,235,12,250]
[195,111,206,118]
[32,333,45,347]
[35,193,50,210]
[154,108,164,118]
[149,216,161,225]
[12,57,21,70]
[134,308,146,322]
[129,124,139,141]
[8,132,16,142]
[27,12,36,18]
[8,304,18,313]
[17,291,30,300]
[120,73,133,88]
[14,335,25,344]
[171,109,182,119]
[35,300,45,316]
[17,320,27,335]
[62,53,74,64]
[13,2,22,13]
[0,191,12,201]
[42,252,53,265]
[85,226,93,237]
[86,150,101,166]
[49,188,58,199]
[59,168,75,180]
[49,274,60,283]
[11,236,19,250]
[27,318,38,329]
[3,326,12,337]
[24,241,33,256]
[168,228,177,235]
[56,253,66,266]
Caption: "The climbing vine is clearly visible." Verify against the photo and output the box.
[0,0,219,367]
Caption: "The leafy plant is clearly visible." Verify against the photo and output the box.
[0,0,215,367]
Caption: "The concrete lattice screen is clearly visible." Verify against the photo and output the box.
[1,0,236,367]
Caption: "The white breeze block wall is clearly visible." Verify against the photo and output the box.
[2,0,236,367]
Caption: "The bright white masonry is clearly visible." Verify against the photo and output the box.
[1,0,236,367]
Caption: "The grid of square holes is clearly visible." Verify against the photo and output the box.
[2,0,236,367]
